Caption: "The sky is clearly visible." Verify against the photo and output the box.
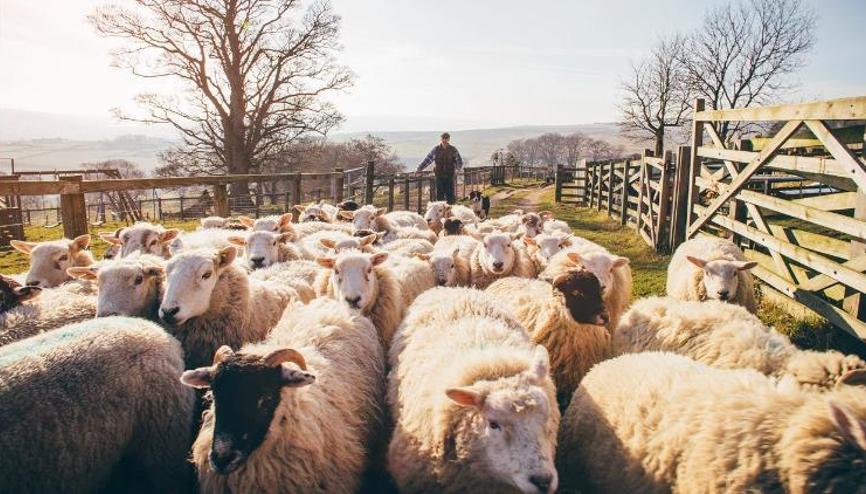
[0,0,864,133]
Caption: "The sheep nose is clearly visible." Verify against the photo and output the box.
[529,473,553,492]
[210,448,243,474]
[26,280,40,287]
[250,257,265,268]
[718,290,730,300]
[345,296,361,308]
[161,306,180,323]
[493,261,504,270]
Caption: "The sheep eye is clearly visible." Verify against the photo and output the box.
[450,264,455,269]
[58,254,68,262]
[134,275,144,285]
[273,241,278,246]
[149,240,157,246]
[489,421,501,430]
[334,269,340,275]
[202,272,212,280]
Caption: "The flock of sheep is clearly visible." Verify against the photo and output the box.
[1,197,866,493]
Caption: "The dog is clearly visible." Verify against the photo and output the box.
[469,190,490,219]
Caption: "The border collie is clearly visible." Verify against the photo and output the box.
[469,190,490,219]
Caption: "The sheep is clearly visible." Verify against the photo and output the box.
[11,234,94,288]
[473,209,523,234]
[98,227,124,260]
[227,230,302,269]
[293,220,354,238]
[0,316,196,493]
[522,232,575,272]
[667,236,758,312]
[0,274,40,314]
[317,231,379,255]
[342,205,429,236]
[613,296,866,390]
[67,254,167,320]
[378,238,435,257]
[487,271,609,409]
[541,213,571,236]
[518,211,546,238]
[239,212,294,233]
[99,222,180,259]
[541,247,631,330]
[200,216,229,229]
[387,287,560,493]
[557,351,866,493]
[168,228,243,256]
[315,250,402,348]
[439,217,467,237]
[183,298,384,493]
[159,247,295,368]
[417,235,479,287]
[336,199,360,216]
[385,254,437,307]
[0,281,96,346]
[293,200,339,223]
[248,260,319,304]
[469,231,536,289]
[423,201,477,233]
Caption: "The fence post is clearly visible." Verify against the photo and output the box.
[462,169,468,198]
[596,163,604,211]
[291,173,303,221]
[669,146,691,249]
[213,183,229,217]
[685,99,705,240]
[387,177,395,211]
[429,177,436,202]
[656,150,674,252]
[416,178,423,214]
[179,194,185,221]
[333,168,344,204]
[606,161,614,215]
[620,160,631,225]
[59,175,87,239]
[403,176,410,211]
[554,165,563,203]
[364,161,375,205]
[636,160,646,234]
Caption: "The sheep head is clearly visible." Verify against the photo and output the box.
[480,232,520,275]
[565,251,628,297]
[0,274,40,313]
[12,234,91,288]
[424,201,450,232]
[70,255,165,318]
[181,345,314,474]
[160,247,236,325]
[520,212,545,238]
[552,269,608,325]
[229,231,294,269]
[687,255,756,302]
[316,251,388,311]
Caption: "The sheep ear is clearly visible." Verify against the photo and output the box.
[99,232,123,245]
[839,369,866,387]
[13,286,41,302]
[528,345,550,384]
[509,232,522,241]
[180,367,215,389]
[539,211,554,220]
[320,238,336,249]
[316,257,336,269]
[566,252,581,264]
[735,260,758,271]
[612,256,630,268]
[360,233,378,247]
[70,234,91,252]
[371,252,388,266]
[686,256,707,269]
[279,213,294,229]
[292,205,305,214]
[412,253,431,261]
[239,216,255,228]
[67,266,98,280]
[446,387,484,409]
[280,366,316,388]
[452,247,460,257]
[216,247,237,268]
[168,238,184,256]
[523,236,537,246]
[338,210,354,220]
[468,231,484,241]
[829,401,866,451]
[10,240,36,254]
[159,229,180,244]
[227,236,247,247]
[561,235,573,247]
[144,265,164,278]
[278,232,294,243]
[376,207,386,216]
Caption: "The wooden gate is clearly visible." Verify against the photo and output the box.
[554,162,586,205]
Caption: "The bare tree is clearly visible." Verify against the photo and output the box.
[681,0,816,141]
[535,133,565,169]
[619,35,692,156]
[561,132,587,167]
[91,0,351,199]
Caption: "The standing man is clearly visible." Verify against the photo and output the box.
[416,132,463,204]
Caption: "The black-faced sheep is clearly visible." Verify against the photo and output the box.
[183,298,384,494]
[11,234,93,287]
[558,352,866,493]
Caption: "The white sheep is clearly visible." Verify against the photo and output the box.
[315,250,402,348]
[167,228,242,256]
[68,254,168,320]
[182,298,384,493]
[227,230,301,269]
[0,278,96,346]
[472,209,523,234]
[343,205,432,241]
[159,247,295,368]
[522,232,575,272]
[613,296,866,390]
[388,287,560,493]
[517,211,547,238]
[239,212,294,233]
[316,232,379,255]
[541,246,631,330]
[0,316,196,493]
[248,260,319,304]
[293,220,354,238]
[423,201,478,233]
[11,234,94,288]
[384,254,437,307]
[200,216,228,229]
[667,236,758,312]
[541,215,571,236]
[293,200,340,223]
[487,272,610,409]
[416,235,479,287]
[378,238,435,257]
[557,352,866,493]
[469,231,536,289]
[99,222,180,259]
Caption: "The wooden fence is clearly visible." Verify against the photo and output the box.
[555,95,866,340]
[0,164,548,243]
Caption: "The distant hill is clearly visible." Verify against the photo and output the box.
[1,108,639,173]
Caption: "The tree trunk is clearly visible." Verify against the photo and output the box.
[654,126,665,157]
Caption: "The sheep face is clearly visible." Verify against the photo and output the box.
[526,234,571,263]
[12,235,90,288]
[0,274,40,313]
[320,233,376,254]
[229,231,294,269]
[520,213,545,238]
[687,256,757,302]
[424,201,449,230]
[552,270,608,325]
[160,247,236,325]
[317,251,387,310]
[114,223,179,258]
[480,233,519,274]
[566,251,628,297]
[295,203,332,223]
[70,257,164,317]
[446,347,558,494]
[346,206,384,231]
[181,346,314,475]
[241,213,293,233]
[424,249,460,286]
